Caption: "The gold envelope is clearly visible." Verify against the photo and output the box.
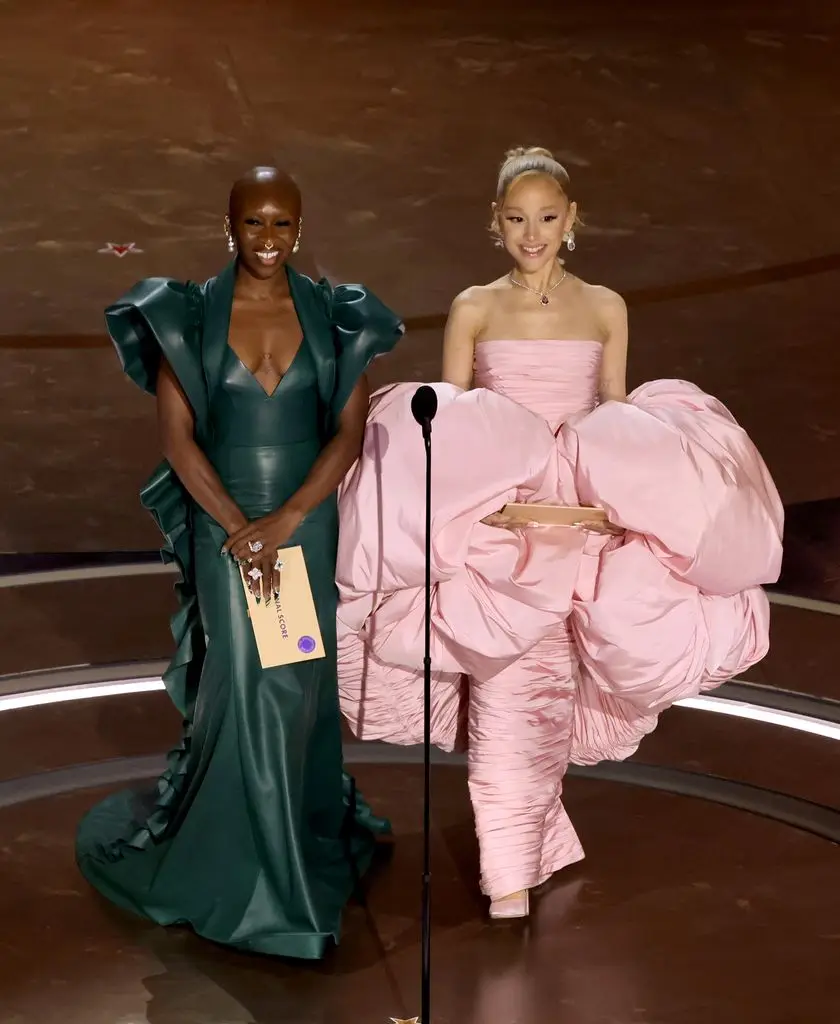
[501,503,607,526]
[241,545,325,668]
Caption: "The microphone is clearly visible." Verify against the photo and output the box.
[411,385,438,438]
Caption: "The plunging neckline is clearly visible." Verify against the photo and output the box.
[225,265,307,399]
[227,334,305,398]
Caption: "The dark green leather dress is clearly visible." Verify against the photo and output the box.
[75,262,403,958]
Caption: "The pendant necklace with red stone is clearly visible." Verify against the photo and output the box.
[508,263,567,305]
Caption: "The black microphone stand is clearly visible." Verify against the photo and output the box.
[421,405,433,1024]
[409,385,438,1024]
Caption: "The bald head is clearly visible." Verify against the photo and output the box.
[228,166,301,219]
[225,166,303,278]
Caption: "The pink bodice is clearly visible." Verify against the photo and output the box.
[474,339,602,432]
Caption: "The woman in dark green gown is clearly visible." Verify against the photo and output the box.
[76,167,403,958]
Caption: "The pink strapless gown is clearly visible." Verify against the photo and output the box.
[336,341,782,899]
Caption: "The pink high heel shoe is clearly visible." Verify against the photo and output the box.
[489,890,530,920]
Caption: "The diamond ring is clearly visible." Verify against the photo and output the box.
[274,558,284,572]
[247,567,263,581]
[249,540,264,554]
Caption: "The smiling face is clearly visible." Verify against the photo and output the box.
[227,168,302,281]
[494,173,577,273]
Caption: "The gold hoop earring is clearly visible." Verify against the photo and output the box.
[292,217,303,254]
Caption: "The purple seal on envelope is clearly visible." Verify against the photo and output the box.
[297,635,316,654]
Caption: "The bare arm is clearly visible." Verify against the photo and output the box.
[598,291,628,403]
[157,358,247,535]
[442,289,485,389]
[284,373,371,521]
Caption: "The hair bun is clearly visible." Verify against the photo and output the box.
[495,145,572,202]
[504,145,555,164]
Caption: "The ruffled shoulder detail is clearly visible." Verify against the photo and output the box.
[318,279,405,418]
[105,277,206,424]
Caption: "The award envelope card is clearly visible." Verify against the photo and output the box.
[500,503,607,526]
[241,545,325,668]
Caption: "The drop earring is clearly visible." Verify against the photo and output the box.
[292,217,303,254]
[224,217,236,254]
[564,230,576,252]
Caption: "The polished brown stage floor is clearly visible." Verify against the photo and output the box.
[1,763,838,1024]
[0,683,838,1023]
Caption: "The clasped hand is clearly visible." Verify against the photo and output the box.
[222,506,303,601]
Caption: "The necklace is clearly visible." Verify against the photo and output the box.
[508,265,567,305]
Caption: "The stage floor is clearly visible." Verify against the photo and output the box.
[1,761,838,1024]
[0,676,838,1024]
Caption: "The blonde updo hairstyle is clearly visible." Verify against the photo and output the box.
[490,146,581,246]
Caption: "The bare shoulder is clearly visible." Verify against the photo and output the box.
[575,280,627,335]
[449,281,500,313]
[579,281,626,316]
[447,282,501,332]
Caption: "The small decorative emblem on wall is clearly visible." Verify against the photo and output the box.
[97,242,144,257]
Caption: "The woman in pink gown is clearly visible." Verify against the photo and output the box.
[336,147,783,919]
